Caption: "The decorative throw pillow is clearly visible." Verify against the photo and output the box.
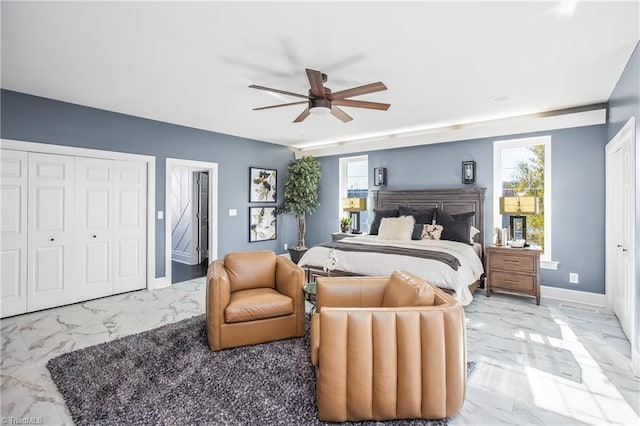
[377,215,415,240]
[421,224,444,240]
[470,225,480,243]
[435,209,475,244]
[382,270,436,307]
[369,208,399,235]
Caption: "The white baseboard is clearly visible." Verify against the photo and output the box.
[540,285,607,308]
[150,277,171,290]
[171,251,193,265]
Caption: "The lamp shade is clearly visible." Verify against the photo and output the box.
[342,197,367,212]
[499,196,539,215]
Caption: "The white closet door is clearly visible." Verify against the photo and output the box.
[113,161,147,293]
[76,157,114,300]
[0,150,28,317]
[27,153,77,311]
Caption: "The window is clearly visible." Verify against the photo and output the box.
[494,136,556,268]
[339,155,369,230]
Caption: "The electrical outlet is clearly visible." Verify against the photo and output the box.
[569,273,579,284]
[284,244,288,250]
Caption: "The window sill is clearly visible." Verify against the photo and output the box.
[541,260,559,270]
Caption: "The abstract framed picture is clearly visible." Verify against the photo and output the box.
[249,207,277,242]
[249,167,277,202]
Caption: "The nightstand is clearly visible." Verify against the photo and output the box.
[331,232,357,241]
[485,245,541,304]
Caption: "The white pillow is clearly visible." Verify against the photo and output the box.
[378,215,415,240]
[470,225,480,243]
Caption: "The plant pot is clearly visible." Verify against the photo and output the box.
[340,226,349,233]
[288,247,309,264]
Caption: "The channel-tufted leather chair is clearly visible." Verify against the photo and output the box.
[310,270,467,422]
[206,250,305,351]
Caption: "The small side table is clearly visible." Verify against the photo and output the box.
[303,282,317,315]
[485,245,541,304]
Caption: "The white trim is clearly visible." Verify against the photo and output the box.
[540,260,559,270]
[165,158,218,285]
[540,285,607,308]
[493,135,552,263]
[633,347,640,378]
[296,107,606,158]
[153,276,171,289]
[338,155,368,227]
[0,138,157,291]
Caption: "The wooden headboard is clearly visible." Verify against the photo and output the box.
[372,187,486,247]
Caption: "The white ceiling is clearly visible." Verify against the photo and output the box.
[2,1,638,155]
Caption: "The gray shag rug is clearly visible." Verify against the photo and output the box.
[47,314,473,425]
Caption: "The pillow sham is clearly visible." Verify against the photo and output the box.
[421,224,444,240]
[435,209,475,244]
[369,208,399,235]
[378,215,415,241]
[399,206,436,225]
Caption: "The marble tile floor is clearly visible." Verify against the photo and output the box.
[1,280,638,426]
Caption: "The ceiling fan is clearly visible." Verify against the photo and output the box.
[249,68,390,123]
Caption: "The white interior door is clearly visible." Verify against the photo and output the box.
[113,160,147,293]
[0,150,28,317]
[76,157,114,300]
[606,119,636,345]
[27,152,77,311]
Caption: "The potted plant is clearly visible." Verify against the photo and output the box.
[339,216,352,233]
[278,155,321,263]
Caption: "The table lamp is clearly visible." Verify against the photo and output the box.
[342,197,367,233]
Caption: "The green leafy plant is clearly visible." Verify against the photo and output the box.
[277,156,321,249]
[339,216,352,231]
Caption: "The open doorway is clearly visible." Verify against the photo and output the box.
[165,158,218,285]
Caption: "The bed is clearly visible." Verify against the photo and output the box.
[298,187,486,306]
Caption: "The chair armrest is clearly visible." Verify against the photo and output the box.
[316,277,388,309]
[315,305,466,422]
[310,313,320,366]
[206,260,231,351]
[274,256,304,300]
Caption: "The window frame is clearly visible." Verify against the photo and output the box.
[338,154,368,224]
[493,136,557,269]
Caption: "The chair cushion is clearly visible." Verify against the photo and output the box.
[225,288,293,323]
[224,250,276,292]
[382,270,435,307]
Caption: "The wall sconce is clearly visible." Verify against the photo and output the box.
[462,161,476,184]
[374,167,387,187]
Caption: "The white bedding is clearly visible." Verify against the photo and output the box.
[298,236,484,306]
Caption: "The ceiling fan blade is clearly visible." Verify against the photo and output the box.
[332,99,391,111]
[330,82,387,99]
[293,107,310,123]
[306,69,326,98]
[331,105,353,123]
[253,101,308,111]
[249,84,308,99]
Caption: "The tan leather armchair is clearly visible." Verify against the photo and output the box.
[206,250,305,351]
[310,271,467,422]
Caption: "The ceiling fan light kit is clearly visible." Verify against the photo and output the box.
[250,68,390,123]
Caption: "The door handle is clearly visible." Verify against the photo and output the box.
[50,238,54,241]
[623,248,628,252]
[93,235,97,238]
[617,244,623,248]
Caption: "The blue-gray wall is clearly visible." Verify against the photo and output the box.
[308,124,608,294]
[607,41,639,356]
[0,89,298,278]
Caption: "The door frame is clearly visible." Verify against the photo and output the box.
[0,139,158,290]
[165,158,218,284]
[605,116,637,375]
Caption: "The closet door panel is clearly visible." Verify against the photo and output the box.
[0,150,28,317]
[113,161,147,293]
[76,157,114,300]
[27,153,76,311]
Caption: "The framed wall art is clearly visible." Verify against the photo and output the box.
[249,207,277,242]
[249,167,277,202]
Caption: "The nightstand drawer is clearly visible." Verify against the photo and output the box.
[490,253,535,273]
[490,271,535,292]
